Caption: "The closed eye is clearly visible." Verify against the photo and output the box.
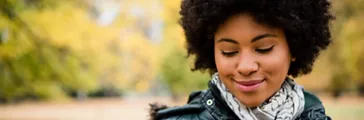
[256,46,274,53]
[220,50,238,57]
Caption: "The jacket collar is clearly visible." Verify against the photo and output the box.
[198,81,239,120]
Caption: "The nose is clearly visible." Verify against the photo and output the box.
[237,53,258,76]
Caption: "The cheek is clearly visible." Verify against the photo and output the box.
[262,47,291,77]
[214,51,236,75]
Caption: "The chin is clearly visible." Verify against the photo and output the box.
[237,96,265,108]
[245,101,262,108]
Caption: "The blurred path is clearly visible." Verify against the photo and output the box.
[0,95,364,120]
[0,96,181,120]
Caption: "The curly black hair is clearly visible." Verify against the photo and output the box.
[179,0,334,77]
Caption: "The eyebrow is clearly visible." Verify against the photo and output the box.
[216,33,278,44]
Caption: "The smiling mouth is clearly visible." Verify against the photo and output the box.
[235,80,264,86]
[233,79,265,92]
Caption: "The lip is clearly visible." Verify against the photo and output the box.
[233,79,265,92]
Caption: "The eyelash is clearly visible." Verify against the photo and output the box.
[221,51,238,57]
[220,46,274,57]
[256,46,274,53]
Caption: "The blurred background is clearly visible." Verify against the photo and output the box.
[0,0,363,119]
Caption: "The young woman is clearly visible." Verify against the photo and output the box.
[151,0,334,119]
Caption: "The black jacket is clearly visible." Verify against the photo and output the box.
[150,81,331,120]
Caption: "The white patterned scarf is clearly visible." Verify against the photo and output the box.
[211,73,305,120]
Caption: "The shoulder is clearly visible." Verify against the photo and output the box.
[151,104,206,120]
[298,90,331,120]
[303,90,322,109]
[149,90,213,120]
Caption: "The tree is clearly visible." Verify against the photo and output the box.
[0,0,171,102]
[161,45,209,100]
[328,0,364,96]
[158,0,210,100]
[0,0,105,102]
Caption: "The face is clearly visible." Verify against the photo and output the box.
[214,14,292,108]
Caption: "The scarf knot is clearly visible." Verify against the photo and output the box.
[211,73,305,120]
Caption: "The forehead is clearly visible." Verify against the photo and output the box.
[214,13,284,41]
